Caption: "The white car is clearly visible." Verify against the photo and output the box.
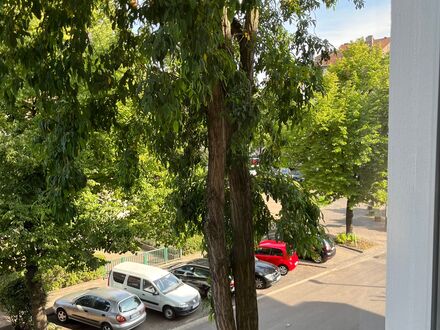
[109,262,201,320]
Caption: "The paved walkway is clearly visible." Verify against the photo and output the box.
[321,199,387,248]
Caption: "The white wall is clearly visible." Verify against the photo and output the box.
[387,0,440,329]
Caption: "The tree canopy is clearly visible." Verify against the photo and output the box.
[283,40,389,233]
[0,1,365,329]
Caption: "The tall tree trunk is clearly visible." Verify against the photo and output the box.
[229,161,258,330]
[228,6,260,330]
[346,198,354,234]
[25,265,47,330]
[204,83,236,330]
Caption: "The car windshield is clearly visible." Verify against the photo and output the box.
[119,296,141,313]
[154,273,182,294]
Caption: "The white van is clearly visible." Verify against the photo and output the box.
[109,262,201,320]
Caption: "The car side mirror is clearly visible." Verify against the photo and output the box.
[153,290,159,296]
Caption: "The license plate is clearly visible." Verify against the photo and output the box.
[130,311,140,319]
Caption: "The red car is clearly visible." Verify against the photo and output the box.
[255,240,299,276]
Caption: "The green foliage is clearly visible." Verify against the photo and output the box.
[180,235,205,256]
[42,264,106,292]
[0,0,368,326]
[0,275,32,329]
[284,40,389,207]
[335,232,358,245]
[253,171,325,257]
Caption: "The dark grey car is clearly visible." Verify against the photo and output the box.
[53,287,146,330]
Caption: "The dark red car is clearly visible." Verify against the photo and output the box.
[255,240,299,275]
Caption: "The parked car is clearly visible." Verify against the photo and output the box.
[109,262,200,320]
[297,235,336,263]
[255,240,299,275]
[53,287,146,330]
[169,258,234,297]
[170,257,280,294]
[254,257,281,289]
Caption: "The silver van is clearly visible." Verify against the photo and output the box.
[109,262,201,320]
[53,287,146,330]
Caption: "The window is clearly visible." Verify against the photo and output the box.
[119,296,141,313]
[175,265,194,276]
[255,247,270,255]
[94,297,111,312]
[154,273,181,294]
[127,276,141,290]
[112,272,126,284]
[142,279,156,294]
[271,248,284,257]
[75,295,95,308]
[194,267,210,278]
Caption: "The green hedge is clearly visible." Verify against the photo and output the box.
[42,265,107,292]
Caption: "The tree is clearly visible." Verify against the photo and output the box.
[284,40,389,234]
[116,1,361,328]
[0,5,143,329]
[0,1,363,329]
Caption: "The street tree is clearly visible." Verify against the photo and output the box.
[115,1,362,328]
[1,1,364,329]
[284,40,389,234]
[0,5,145,329]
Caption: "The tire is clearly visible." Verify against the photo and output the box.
[279,265,289,276]
[312,254,323,263]
[56,308,68,323]
[101,323,113,330]
[255,276,266,289]
[163,305,176,320]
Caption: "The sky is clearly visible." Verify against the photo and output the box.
[310,0,391,48]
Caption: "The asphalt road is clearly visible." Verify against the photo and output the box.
[45,246,385,330]
[176,252,386,330]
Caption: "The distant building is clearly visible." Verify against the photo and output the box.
[318,35,390,71]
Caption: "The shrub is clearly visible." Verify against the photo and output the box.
[0,275,32,329]
[181,234,204,255]
[42,255,107,292]
[335,232,358,245]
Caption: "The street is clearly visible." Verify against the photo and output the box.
[176,251,386,330]
[45,246,385,330]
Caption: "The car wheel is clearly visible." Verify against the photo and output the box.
[101,323,113,330]
[312,254,323,263]
[255,276,266,289]
[163,305,176,320]
[279,265,289,276]
[56,308,68,323]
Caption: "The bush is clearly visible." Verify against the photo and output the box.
[181,235,204,255]
[335,232,358,245]
[42,265,106,292]
[42,255,107,292]
[0,275,32,329]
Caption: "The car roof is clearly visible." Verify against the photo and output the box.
[113,262,169,281]
[85,287,133,302]
[188,258,210,268]
[171,258,210,269]
[259,240,286,249]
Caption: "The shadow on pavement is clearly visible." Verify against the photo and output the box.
[257,299,385,330]
[309,279,385,289]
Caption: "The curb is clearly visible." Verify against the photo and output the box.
[171,246,386,330]
[337,244,364,253]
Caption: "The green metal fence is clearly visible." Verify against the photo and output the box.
[105,247,182,273]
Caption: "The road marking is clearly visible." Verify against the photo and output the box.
[171,248,386,330]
